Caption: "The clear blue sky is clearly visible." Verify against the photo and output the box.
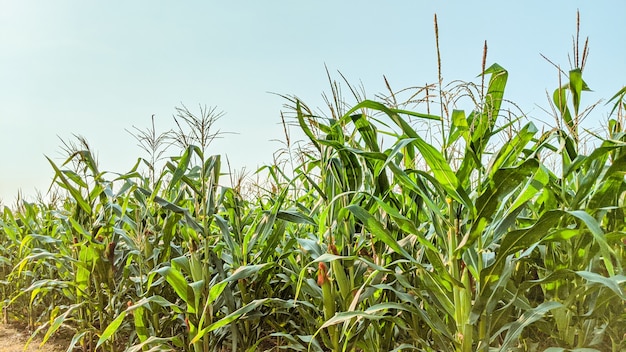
[1,1,625,204]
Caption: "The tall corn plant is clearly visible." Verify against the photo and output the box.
[516,30,626,349]
[276,50,625,350]
[95,105,303,352]
[0,137,137,351]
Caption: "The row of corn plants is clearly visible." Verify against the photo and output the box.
[2,22,626,351]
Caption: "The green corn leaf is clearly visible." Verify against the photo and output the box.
[125,337,177,352]
[458,64,509,185]
[589,152,626,209]
[339,149,364,191]
[386,135,472,212]
[346,204,416,263]
[319,311,386,329]
[489,122,538,173]
[507,163,549,213]
[482,210,565,285]
[497,301,563,350]
[172,255,191,275]
[207,280,228,305]
[553,87,574,134]
[168,145,194,189]
[448,109,469,146]
[276,210,316,225]
[371,195,439,253]
[60,169,89,188]
[227,263,271,283]
[472,64,508,153]
[567,210,616,276]
[386,162,443,217]
[569,68,587,116]
[127,295,183,313]
[40,303,84,346]
[419,268,456,317]
[342,147,388,161]
[96,311,127,349]
[329,302,414,340]
[409,136,473,211]
[189,280,205,313]
[343,99,441,123]
[575,271,626,300]
[296,100,322,152]
[607,86,626,117]
[191,299,268,344]
[215,214,239,256]
[313,253,358,263]
[156,266,192,312]
[463,159,538,250]
[350,113,380,152]
[133,306,148,344]
[46,156,91,214]
[61,331,90,352]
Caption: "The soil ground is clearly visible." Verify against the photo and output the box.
[0,324,66,352]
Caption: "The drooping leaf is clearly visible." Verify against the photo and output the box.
[346,204,416,263]
[575,271,626,300]
[156,266,192,312]
[191,299,268,343]
[497,301,563,350]
[482,210,565,285]
[96,311,127,349]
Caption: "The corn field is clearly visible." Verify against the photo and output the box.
[1,21,626,352]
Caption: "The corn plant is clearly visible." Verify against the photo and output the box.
[0,12,624,352]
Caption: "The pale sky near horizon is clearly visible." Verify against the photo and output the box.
[1,1,625,204]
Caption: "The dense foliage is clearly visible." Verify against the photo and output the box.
[2,24,626,352]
